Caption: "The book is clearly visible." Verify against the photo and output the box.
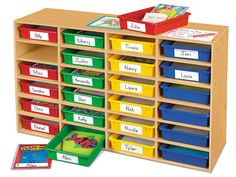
[87,16,121,30]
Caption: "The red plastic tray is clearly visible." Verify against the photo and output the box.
[21,116,59,135]
[20,80,58,99]
[20,98,59,117]
[19,24,58,43]
[19,62,58,80]
[118,6,191,35]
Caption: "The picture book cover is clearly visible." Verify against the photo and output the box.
[12,144,52,169]
[87,16,121,30]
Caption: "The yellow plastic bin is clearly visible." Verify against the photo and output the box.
[109,115,155,138]
[108,55,155,77]
[110,35,155,55]
[109,134,155,158]
[109,75,155,97]
[108,95,155,118]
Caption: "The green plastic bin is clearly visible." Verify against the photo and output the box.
[61,68,104,89]
[62,106,105,127]
[45,125,105,166]
[61,49,104,69]
[62,29,104,48]
[62,87,105,108]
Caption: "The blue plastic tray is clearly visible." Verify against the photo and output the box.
[160,62,210,83]
[161,40,211,62]
[159,144,209,168]
[160,83,210,104]
[159,124,209,147]
[159,103,210,127]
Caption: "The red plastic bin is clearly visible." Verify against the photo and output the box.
[19,24,58,43]
[20,80,58,99]
[19,62,58,80]
[118,6,191,35]
[20,116,59,135]
[20,98,59,117]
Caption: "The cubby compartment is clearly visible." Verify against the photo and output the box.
[20,116,59,135]
[61,49,104,69]
[108,55,155,77]
[109,115,155,138]
[159,144,209,168]
[159,124,209,147]
[160,62,210,83]
[160,83,210,104]
[62,29,104,48]
[110,35,155,55]
[62,106,105,127]
[109,134,155,158]
[62,88,105,108]
[109,75,155,97]
[20,98,59,117]
[159,103,210,127]
[61,68,104,89]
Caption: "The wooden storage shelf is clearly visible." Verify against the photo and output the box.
[15,8,228,172]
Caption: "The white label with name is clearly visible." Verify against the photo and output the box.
[72,76,93,86]
[120,104,142,115]
[30,104,50,115]
[119,63,141,73]
[30,31,49,41]
[31,123,49,133]
[120,83,142,93]
[74,95,92,105]
[29,68,48,78]
[121,143,143,154]
[15,163,49,168]
[73,114,94,125]
[121,42,143,53]
[121,124,142,135]
[57,153,78,164]
[72,56,93,66]
[175,70,199,81]
[74,36,95,46]
[127,21,146,32]
[29,86,50,96]
[174,49,199,59]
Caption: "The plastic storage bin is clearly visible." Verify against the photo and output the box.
[109,115,155,138]
[160,62,210,83]
[118,6,190,35]
[19,62,58,80]
[62,29,104,48]
[160,83,210,104]
[110,35,155,55]
[108,95,155,118]
[62,106,105,127]
[109,75,155,97]
[161,40,211,62]
[109,134,155,158]
[61,68,104,89]
[159,144,209,168]
[20,98,59,117]
[159,124,209,147]
[19,24,58,43]
[61,49,104,69]
[21,116,59,135]
[108,55,155,77]
[62,88,105,108]
[46,125,105,166]
[159,103,210,127]
[20,80,58,99]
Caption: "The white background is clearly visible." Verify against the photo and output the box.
[0,0,235,176]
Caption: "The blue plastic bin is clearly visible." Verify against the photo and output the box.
[159,103,210,127]
[159,124,209,147]
[161,40,211,62]
[160,83,210,104]
[159,144,209,168]
[160,62,211,83]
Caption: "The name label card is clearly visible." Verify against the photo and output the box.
[174,49,199,59]
[74,36,95,46]
[30,68,48,78]
[29,86,50,96]
[119,63,141,73]
[121,124,142,135]
[175,70,199,81]
[31,104,50,115]
[73,114,94,125]
[57,153,78,164]
[72,56,93,66]
[121,143,143,154]
[121,42,143,53]
[120,104,142,115]
[74,95,92,105]
[120,83,142,93]
[72,76,93,86]
[31,123,49,133]
[30,31,49,41]
[127,21,146,32]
